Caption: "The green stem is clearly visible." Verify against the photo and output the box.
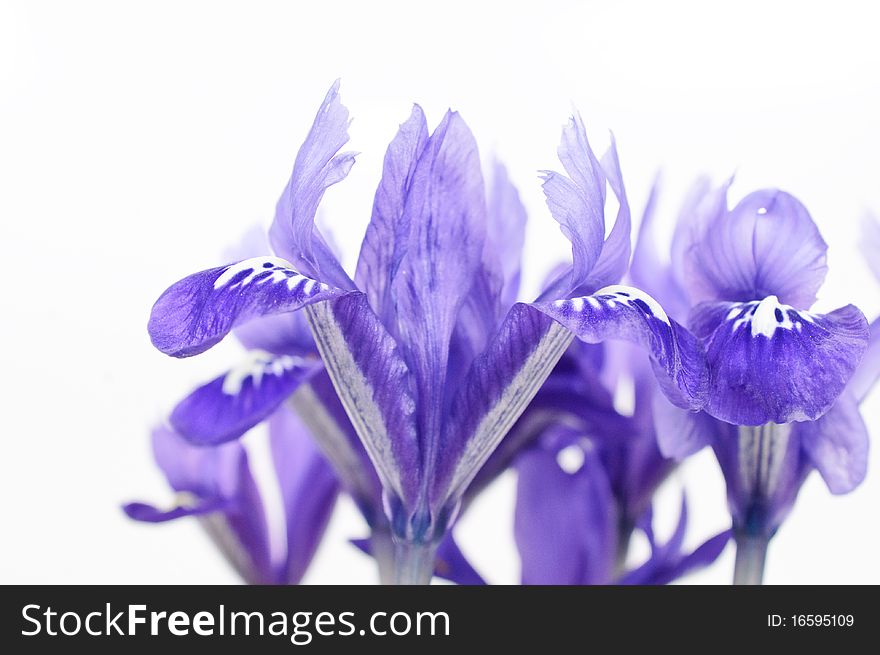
[733,532,769,585]
[393,540,437,585]
[370,530,396,585]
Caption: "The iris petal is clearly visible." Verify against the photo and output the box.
[534,285,709,411]
[690,298,869,425]
[682,189,828,308]
[170,352,321,445]
[148,256,346,358]
[268,79,356,290]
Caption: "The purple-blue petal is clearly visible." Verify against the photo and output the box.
[305,293,421,510]
[291,370,384,523]
[225,227,319,357]
[515,439,617,585]
[534,285,709,411]
[123,498,228,523]
[652,395,717,460]
[390,111,488,495]
[268,80,356,290]
[487,160,528,311]
[269,404,340,584]
[434,534,487,586]
[576,136,632,291]
[234,312,317,357]
[859,211,880,283]
[710,419,809,534]
[148,257,346,358]
[136,426,274,584]
[848,316,880,403]
[690,299,869,425]
[655,529,732,584]
[355,105,429,329]
[170,353,321,445]
[433,303,573,511]
[540,114,606,294]
[682,189,828,308]
[629,177,695,321]
[796,392,869,494]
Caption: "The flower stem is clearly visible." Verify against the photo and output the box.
[371,530,396,585]
[393,540,437,585]
[733,532,769,585]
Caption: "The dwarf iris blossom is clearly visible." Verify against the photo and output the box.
[124,414,337,585]
[146,82,707,583]
[511,196,730,584]
[633,181,876,584]
[515,424,729,584]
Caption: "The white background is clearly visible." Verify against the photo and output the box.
[2,0,879,584]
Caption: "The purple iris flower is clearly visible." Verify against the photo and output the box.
[146,81,707,583]
[515,424,729,585]
[634,180,876,584]
[124,413,337,585]
[511,206,730,585]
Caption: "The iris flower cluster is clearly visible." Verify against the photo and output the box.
[127,82,879,585]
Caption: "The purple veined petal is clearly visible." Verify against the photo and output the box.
[690,298,869,425]
[654,529,732,585]
[534,285,709,411]
[268,80,357,290]
[148,256,347,358]
[170,352,322,445]
[225,227,319,357]
[575,135,632,292]
[668,176,723,297]
[123,498,228,523]
[796,392,869,494]
[515,438,617,585]
[652,394,718,460]
[304,293,421,512]
[290,370,384,523]
[859,211,880,283]
[618,498,688,585]
[390,110,488,499]
[539,114,606,296]
[629,176,696,321]
[268,404,340,584]
[234,311,317,357]
[711,420,809,534]
[464,348,634,504]
[432,304,574,512]
[139,426,274,584]
[682,189,829,308]
[433,533,487,585]
[848,316,880,403]
[355,105,429,329]
[487,160,528,311]
[446,161,528,383]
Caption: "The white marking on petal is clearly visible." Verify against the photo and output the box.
[587,296,601,309]
[570,297,585,312]
[221,350,301,395]
[213,256,297,290]
[731,295,807,338]
[593,284,671,324]
[557,444,585,474]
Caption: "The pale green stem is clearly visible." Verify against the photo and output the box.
[733,532,769,585]
[371,530,396,585]
[393,540,437,585]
